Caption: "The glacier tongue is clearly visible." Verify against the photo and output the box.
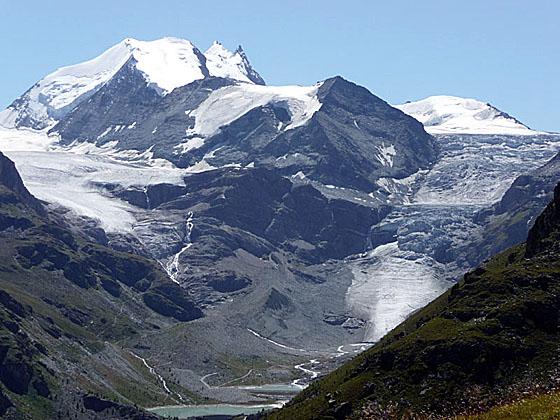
[0,127,186,233]
[347,132,560,342]
[347,241,448,342]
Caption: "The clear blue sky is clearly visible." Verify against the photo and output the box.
[1,0,559,131]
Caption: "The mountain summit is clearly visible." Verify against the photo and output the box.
[0,37,264,129]
[204,41,265,85]
[396,95,536,135]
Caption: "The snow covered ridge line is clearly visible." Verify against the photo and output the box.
[185,82,323,139]
[0,36,264,129]
[395,95,548,135]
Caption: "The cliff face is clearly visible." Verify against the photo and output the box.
[0,151,43,213]
[526,183,560,258]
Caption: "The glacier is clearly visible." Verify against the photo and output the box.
[346,132,560,342]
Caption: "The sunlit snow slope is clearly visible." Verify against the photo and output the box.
[0,37,263,129]
[395,95,541,135]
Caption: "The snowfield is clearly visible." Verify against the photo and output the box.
[396,95,543,135]
[186,83,323,138]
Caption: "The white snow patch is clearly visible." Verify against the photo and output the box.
[174,136,205,154]
[247,329,305,352]
[292,171,306,180]
[396,95,542,135]
[186,83,322,137]
[97,126,112,139]
[376,143,396,167]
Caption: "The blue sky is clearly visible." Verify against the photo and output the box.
[1,0,559,131]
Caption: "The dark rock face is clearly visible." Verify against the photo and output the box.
[82,394,159,419]
[82,394,121,412]
[0,388,13,416]
[0,291,29,318]
[311,76,436,187]
[526,183,560,257]
[143,283,203,321]
[208,272,251,293]
[51,74,436,192]
[0,152,43,213]
[173,167,383,263]
[52,58,162,145]
[0,298,50,399]
[265,288,293,312]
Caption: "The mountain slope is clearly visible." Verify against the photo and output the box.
[50,73,437,192]
[270,184,560,419]
[0,151,205,418]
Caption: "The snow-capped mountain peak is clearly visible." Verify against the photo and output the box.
[0,37,263,129]
[395,95,537,135]
[204,41,265,85]
[121,37,209,94]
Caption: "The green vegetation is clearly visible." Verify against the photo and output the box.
[457,390,560,420]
